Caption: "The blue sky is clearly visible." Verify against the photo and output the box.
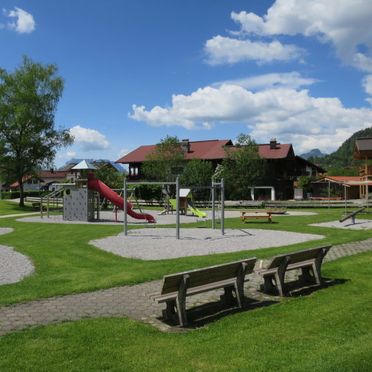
[2,0,372,166]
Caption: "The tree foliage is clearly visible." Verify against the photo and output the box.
[142,135,185,182]
[222,134,266,199]
[94,166,123,189]
[180,159,214,199]
[0,57,73,206]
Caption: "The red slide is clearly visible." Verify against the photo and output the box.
[87,174,156,223]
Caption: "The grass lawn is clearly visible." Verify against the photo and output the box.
[0,208,372,305]
[0,200,34,215]
[0,251,371,371]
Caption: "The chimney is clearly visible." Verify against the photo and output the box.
[270,138,277,149]
[181,139,190,153]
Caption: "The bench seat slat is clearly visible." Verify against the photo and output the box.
[154,278,238,303]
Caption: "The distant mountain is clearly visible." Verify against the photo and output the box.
[309,126,372,171]
[300,149,327,160]
[58,158,125,173]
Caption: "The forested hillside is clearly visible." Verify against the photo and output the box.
[309,127,372,174]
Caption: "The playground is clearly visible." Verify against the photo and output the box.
[1,197,372,369]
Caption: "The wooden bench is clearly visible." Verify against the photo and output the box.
[257,246,331,296]
[339,207,365,224]
[240,210,272,223]
[152,258,257,327]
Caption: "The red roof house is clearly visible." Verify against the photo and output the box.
[116,138,324,199]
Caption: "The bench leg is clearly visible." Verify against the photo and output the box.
[273,257,290,296]
[262,275,276,293]
[175,274,189,327]
[300,267,314,284]
[235,262,247,308]
[163,300,177,321]
[274,272,286,297]
[176,295,187,327]
[221,286,236,306]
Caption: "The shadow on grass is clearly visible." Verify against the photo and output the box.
[160,295,279,329]
[288,277,349,297]
[258,277,349,298]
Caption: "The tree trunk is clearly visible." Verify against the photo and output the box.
[19,179,25,207]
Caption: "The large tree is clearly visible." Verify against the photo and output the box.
[222,134,266,199]
[142,135,185,182]
[0,57,73,206]
[180,159,214,200]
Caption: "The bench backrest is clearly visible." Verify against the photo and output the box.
[267,246,331,269]
[160,258,256,295]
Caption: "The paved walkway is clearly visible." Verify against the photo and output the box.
[1,239,372,336]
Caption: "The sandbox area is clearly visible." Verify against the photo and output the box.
[311,219,372,230]
[90,228,324,260]
[0,228,34,285]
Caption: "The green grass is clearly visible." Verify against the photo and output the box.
[0,200,34,215]
[0,208,372,305]
[1,251,372,371]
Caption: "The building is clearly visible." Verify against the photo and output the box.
[116,138,324,200]
[311,176,365,199]
[354,137,372,197]
[9,170,69,192]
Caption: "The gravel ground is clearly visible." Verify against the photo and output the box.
[17,209,316,226]
[311,219,372,230]
[90,228,324,260]
[0,228,34,285]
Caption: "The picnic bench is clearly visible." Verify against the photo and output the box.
[152,258,257,327]
[339,207,365,224]
[240,210,272,223]
[257,246,331,296]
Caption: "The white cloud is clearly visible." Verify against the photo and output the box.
[363,75,372,95]
[6,7,35,34]
[205,35,304,65]
[231,0,372,72]
[213,72,317,90]
[130,83,372,153]
[69,125,109,151]
[117,148,129,158]
[66,151,77,158]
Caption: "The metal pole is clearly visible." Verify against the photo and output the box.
[344,184,347,215]
[221,178,225,235]
[176,176,180,239]
[328,180,331,209]
[123,176,128,236]
[212,180,216,229]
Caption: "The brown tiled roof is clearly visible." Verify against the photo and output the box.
[325,176,362,182]
[116,139,233,163]
[258,144,293,159]
[39,171,68,179]
[116,139,297,164]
